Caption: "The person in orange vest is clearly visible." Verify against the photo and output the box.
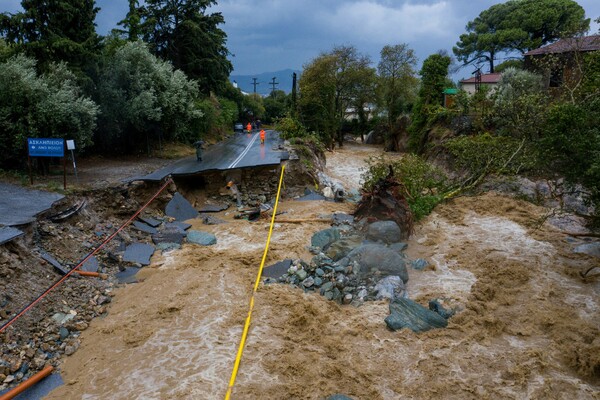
[259,129,266,144]
[246,122,252,133]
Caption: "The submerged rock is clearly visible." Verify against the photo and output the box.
[374,276,406,301]
[429,299,455,319]
[385,298,448,332]
[186,231,217,246]
[411,258,430,270]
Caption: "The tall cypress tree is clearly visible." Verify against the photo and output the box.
[139,0,232,94]
[116,0,142,41]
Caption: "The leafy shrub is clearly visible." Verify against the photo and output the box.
[443,133,538,176]
[362,154,450,220]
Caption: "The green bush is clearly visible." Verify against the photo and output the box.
[362,154,450,220]
[540,102,600,214]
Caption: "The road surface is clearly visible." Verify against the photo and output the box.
[139,130,289,181]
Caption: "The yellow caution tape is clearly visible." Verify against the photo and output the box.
[225,163,286,400]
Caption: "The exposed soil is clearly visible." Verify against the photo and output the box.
[2,143,599,399]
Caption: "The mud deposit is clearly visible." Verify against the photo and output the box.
[48,146,599,399]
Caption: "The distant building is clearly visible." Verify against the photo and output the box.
[459,73,502,95]
[524,35,600,90]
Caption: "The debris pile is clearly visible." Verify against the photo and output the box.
[354,166,413,239]
[0,187,220,392]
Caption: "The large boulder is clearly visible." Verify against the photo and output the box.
[385,298,448,332]
[325,236,363,261]
[366,220,402,244]
[340,243,408,283]
[311,228,341,249]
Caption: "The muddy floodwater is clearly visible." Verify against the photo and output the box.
[48,144,600,399]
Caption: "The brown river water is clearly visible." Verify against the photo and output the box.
[47,143,600,399]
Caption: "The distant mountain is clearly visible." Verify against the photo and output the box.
[230,69,301,95]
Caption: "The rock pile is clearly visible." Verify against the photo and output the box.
[265,216,455,332]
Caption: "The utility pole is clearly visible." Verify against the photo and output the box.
[251,78,259,93]
[269,76,279,95]
[291,72,297,114]
[473,67,482,93]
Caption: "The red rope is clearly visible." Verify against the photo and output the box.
[0,178,173,334]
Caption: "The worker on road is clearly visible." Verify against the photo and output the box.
[246,122,252,133]
[194,140,205,161]
[260,129,266,144]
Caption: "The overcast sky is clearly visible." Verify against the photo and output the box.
[2,0,600,80]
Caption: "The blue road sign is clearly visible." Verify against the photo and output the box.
[28,138,65,157]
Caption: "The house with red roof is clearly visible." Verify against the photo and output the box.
[524,35,600,89]
[459,72,502,95]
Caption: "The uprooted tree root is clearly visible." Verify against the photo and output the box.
[354,165,414,239]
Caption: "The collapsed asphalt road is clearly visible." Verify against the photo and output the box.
[139,130,289,181]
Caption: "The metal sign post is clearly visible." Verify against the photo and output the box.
[27,138,66,189]
[66,140,78,184]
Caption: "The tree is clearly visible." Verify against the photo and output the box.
[351,66,377,143]
[377,43,418,128]
[241,93,265,122]
[298,53,337,147]
[115,0,142,41]
[539,50,600,217]
[299,45,375,147]
[494,59,524,72]
[0,0,100,75]
[264,90,289,123]
[408,53,451,152]
[453,0,589,73]
[95,41,201,153]
[138,0,232,94]
[492,67,547,139]
[0,55,99,168]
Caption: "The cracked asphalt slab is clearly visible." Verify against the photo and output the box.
[0,182,64,226]
[138,130,289,181]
